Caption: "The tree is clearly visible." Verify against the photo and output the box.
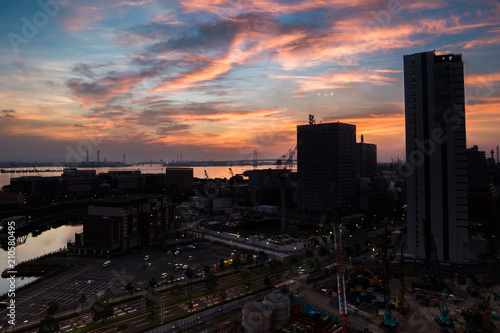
[232,257,242,271]
[290,257,298,265]
[91,299,113,322]
[187,299,194,310]
[240,270,250,280]
[46,301,59,316]
[147,309,157,321]
[117,322,128,332]
[319,245,329,257]
[124,282,134,297]
[345,246,354,257]
[38,315,59,333]
[305,249,314,258]
[322,236,328,243]
[149,277,157,288]
[269,258,282,272]
[244,281,251,292]
[185,267,194,296]
[170,284,185,299]
[204,272,218,291]
[79,293,87,312]
[246,254,254,265]
[204,264,211,274]
[263,276,273,288]
[354,242,361,253]
[169,274,175,284]
[219,289,227,302]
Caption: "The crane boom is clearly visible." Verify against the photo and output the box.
[333,206,348,331]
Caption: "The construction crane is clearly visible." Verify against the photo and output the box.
[275,144,296,233]
[204,170,209,179]
[463,246,498,332]
[382,224,398,327]
[328,180,348,332]
[424,232,454,327]
[228,168,234,178]
[333,208,348,331]
[395,244,408,314]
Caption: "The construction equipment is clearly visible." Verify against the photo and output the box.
[395,244,408,314]
[382,224,398,327]
[436,300,453,327]
[276,145,296,233]
[333,204,349,332]
[365,269,383,287]
[426,233,454,327]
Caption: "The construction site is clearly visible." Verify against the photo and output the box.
[221,232,500,333]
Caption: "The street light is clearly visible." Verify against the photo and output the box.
[74,282,78,313]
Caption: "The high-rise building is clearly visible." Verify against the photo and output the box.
[357,135,377,178]
[297,122,357,212]
[404,51,468,262]
[466,145,488,189]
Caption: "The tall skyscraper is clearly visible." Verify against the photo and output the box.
[404,51,468,262]
[297,121,357,212]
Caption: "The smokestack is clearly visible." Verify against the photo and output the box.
[97,150,100,162]
[86,150,89,162]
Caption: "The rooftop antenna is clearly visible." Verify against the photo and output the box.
[308,114,316,125]
[497,145,499,164]
[361,134,364,143]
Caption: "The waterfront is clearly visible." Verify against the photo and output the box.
[0,224,83,295]
[0,165,289,189]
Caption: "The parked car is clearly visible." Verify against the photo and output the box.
[144,255,150,260]
[187,245,196,249]
[188,256,194,261]
[161,272,168,278]
[174,250,180,255]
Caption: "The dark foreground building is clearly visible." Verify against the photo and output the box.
[404,51,468,262]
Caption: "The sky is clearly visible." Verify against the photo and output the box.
[0,0,499,163]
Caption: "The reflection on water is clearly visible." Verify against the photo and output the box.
[0,224,83,295]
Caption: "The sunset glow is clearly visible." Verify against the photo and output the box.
[1,0,499,162]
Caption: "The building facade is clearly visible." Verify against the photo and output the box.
[404,51,468,262]
[357,136,377,178]
[68,194,174,255]
[297,122,357,212]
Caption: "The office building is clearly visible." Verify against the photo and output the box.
[404,51,468,262]
[357,135,377,178]
[68,194,174,255]
[165,168,193,190]
[466,145,488,189]
[297,121,357,212]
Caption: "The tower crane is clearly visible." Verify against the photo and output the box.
[276,144,296,233]
[333,208,348,331]
[395,243,408,314]
[382,224,398,327]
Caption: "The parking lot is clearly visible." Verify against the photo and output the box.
[0,241,248,325]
